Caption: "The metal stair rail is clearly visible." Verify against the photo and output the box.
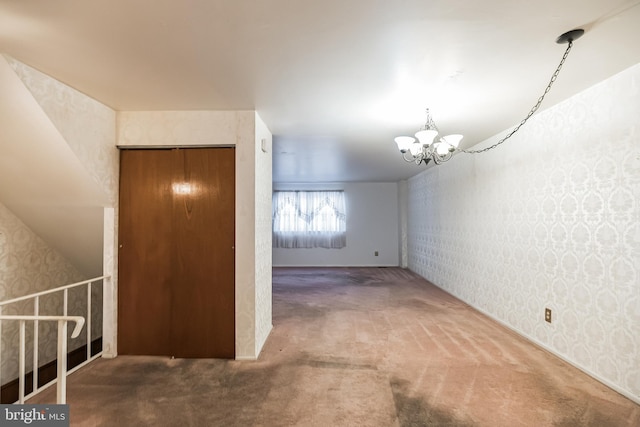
[0,276,108,404]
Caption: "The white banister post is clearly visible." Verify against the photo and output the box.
[103,207,117,358]
[102,275,116,358]
[56,320,68,404]
[0,306,3,392]
[87,282,92,361]
[63,289,68,316]
[19,320,26,404]
[33,296,40,393]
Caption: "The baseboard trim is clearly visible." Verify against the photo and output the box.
[272,264,400,268]
[235,324,274,362]
[1,337,102,404]
[234,355,257,361]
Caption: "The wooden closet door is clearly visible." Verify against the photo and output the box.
[118,149,174,355]
[171,148,235,358]
[118,148,236,358]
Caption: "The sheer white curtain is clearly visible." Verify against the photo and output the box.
[272,191,346,248]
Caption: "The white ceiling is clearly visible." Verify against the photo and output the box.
[1,0,640,183]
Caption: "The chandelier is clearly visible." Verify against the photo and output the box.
[394,109,462,165]
[394,28,584,166]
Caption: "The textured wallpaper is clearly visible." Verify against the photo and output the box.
[254,113,273,356]
[407,63,640,402]
[6,56,118,206]
[0,202,87,383]
[234,112,258,359]
[118,110,241,148]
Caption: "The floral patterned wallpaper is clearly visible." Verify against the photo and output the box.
[5,56,118,206]
[407,63,640,402]
[0,202,86,383]
[254,113,273,356]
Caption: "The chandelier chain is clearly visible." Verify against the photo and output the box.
[459,40,574,154]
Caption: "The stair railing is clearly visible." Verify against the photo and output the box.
[0,276,108,404]
[0,315,84,404]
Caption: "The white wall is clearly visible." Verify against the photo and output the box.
[273,182,400,267]
[398,180,409,268]
[406,63,640,403]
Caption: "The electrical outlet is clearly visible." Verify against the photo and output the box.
[545,308,552,323]
[374,251,379,256]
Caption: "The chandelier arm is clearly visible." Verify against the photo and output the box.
[401,151,418,163]
[459,40,574,155]
[433,151,453,165]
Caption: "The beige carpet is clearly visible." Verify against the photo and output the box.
[32,267,640,426]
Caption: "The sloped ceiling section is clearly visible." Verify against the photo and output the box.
[0,55,108,277]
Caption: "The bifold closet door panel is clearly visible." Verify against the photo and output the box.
[170,148,236,358]
[118,149,174,356]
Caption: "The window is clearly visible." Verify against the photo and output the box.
[272,190,346,248]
